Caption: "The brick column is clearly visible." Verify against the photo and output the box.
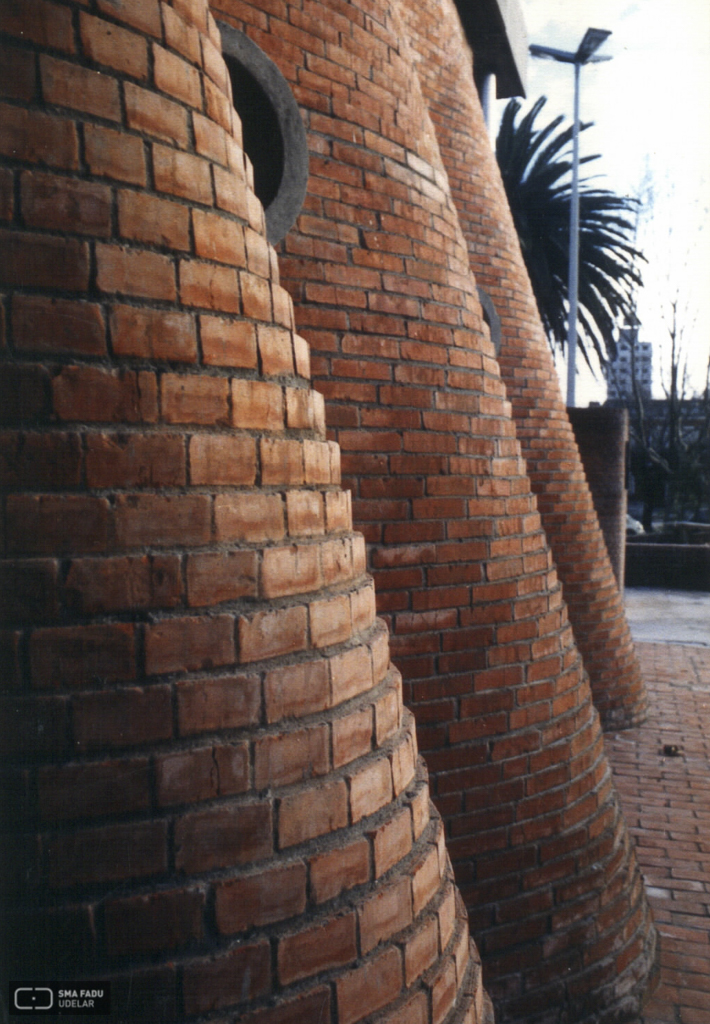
[397,0,648,734]
[0,2,490,1021]
[567,407,629,588]
[209,0,659,1019]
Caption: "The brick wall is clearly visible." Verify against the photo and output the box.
[401,0,648,734]
[0,1,491,1021]
[208,0,659,1018]
[567,407,628,586]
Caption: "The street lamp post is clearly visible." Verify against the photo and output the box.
[529,28,612,407]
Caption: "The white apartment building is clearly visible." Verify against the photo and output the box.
[605,326,652,401]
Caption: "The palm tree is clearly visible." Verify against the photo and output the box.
[496,96,644,368]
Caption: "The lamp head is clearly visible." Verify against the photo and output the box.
[576,28,611,63]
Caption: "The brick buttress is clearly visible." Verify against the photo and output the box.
[399,0,648,733]
[0,1,491,1021]
[209,0,658,1018]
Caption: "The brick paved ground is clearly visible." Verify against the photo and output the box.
[605,642,710,1024]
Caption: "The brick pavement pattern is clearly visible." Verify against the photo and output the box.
[606,642,710,1024]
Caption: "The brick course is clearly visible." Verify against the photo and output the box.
[208,0,657,1017]
[0,1,486,1021]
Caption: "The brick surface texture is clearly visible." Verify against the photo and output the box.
[0,1,490,1021]
[606,643,710,1024]
[206,0,658,1019]
[400,0,648,733]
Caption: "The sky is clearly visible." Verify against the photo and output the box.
[495,0,710,404]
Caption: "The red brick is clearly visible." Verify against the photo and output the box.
[310,837,370,903]
[0,229,88,290]
[117,189,190,251]
[85,433,186,488]
[21,171,112,237]
[110,304,196,361]
[264,657,329,723]
[0,0,74,53]
[153,144,213,204]
[161,373,229,424]
[287,490,325,536]
[333,706,372,768]
[30,623,135,689]
[186,551,257,607]
[360,873,412,953]
[6,494,110,556]
[40,54,120,120]
[96,243,175,300]
[37,757,150,821]
[215,493,285,543]
[200,315,256,367]
[84,124,146,187]
[189,433,256,484]
[96,0,161,35]
[0,103,78,170]
[372,806,413,877]
[46,820,167,888]
[105,888,203,955]
[254,723,329,789]
[52,366,149,424]
[405,914,439,985]
[183,942,270,1016]
[176,674,261,735]
[156,741,248,805]
[213,161,249,219]
[72,685,172,750]
[114,493,211,549]
[350,756,393,823]
[80,12,148,79]
[311,592,352,647]
[215,861,307,934]
[258,325,294,376]
[145,614,235,676]
[231,378,284,431]
[0,45,33,104]
[174,801,272,873]
[240,270,272,321]
[193,208,246,266]
[0,693,69,756]
[261,543,322,599]
[124,80,188,146]
[153,43,202,108]
[336,945,404,1024]
[64,555,182,615]
[0,431,82,490]
[278,912,357,984]
[279,777,348,847]
[161,3,201,64]
[179,260,240,311]
[0,559,59,624]
[412,842,441,915]
[12,294,104,358]
[239,605,308,663]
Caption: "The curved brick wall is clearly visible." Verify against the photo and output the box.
[0,2,490,1022]
[400,0,647,732]
[209,0,658,1019]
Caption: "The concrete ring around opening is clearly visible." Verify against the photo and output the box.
[218,21,309,244]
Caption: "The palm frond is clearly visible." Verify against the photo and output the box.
[496,97,645,366]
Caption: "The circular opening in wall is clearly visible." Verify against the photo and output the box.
[218,22,309,245]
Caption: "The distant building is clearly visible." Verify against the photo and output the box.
[606,325,653,400]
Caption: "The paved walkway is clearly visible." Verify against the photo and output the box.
[605,640,710,1023]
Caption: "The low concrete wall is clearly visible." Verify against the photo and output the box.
[625,542,710,591]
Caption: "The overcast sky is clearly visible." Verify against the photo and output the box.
[497,0,710,403]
